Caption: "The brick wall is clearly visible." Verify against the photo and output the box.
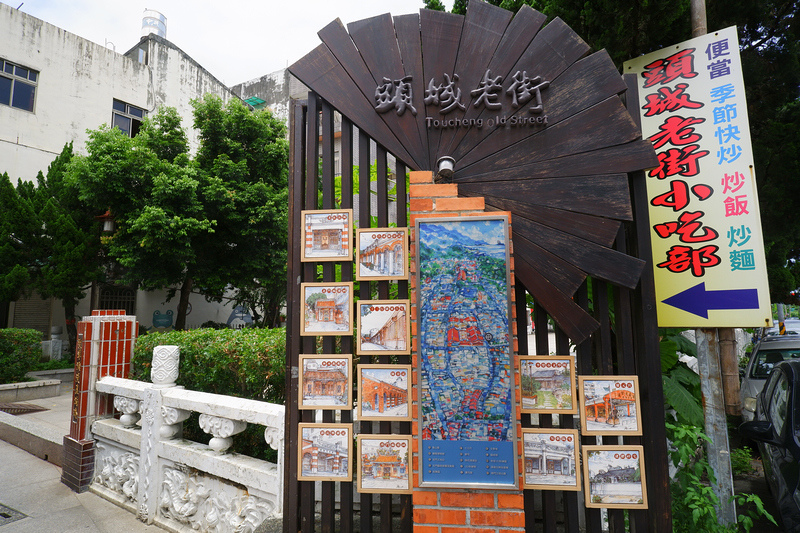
[409,171,525,532]
[63,310,138,493]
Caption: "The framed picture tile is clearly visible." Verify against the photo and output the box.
[301,209,353,262]
[357,300,410,355]
[297,423,353,481]
[300,282,353,336]
[356,435,412,494]
[519,356,577,414]
[578,376,642,435]
[357,364,412,421]
[298,354,352,410]
[583,445,648,509]
[521,429,580,491]
[355,227,409,280]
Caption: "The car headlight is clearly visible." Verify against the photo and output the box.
[743,397,757,413]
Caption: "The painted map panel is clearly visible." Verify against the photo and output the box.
[416,215,517,488]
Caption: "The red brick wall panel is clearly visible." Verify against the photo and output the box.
[411,175,524,531]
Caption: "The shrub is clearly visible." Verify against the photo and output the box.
[730,447,756,477]
[667,422,776,532]
[131,328,286,460]
[0,328,43,384]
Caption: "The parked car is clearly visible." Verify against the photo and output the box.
[740,359,800,532]
[740,334,800,421]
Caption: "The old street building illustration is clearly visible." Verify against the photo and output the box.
[303,286,351,333]
[361,448,408,481]
[523,435,576,483]
[358,231,405,277]
[361,372,408,415]
[304,212,350,259]
[302,362,348,406]
[301,433,349,477]
[360,304,408,351]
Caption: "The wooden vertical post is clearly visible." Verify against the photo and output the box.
[696,328,736,525]
[689,1,737,525]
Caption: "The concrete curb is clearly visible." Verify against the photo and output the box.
[0,409,64,466]
[0,378,62,402]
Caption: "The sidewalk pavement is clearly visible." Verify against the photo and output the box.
[0,387,163,533]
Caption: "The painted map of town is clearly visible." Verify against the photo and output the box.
[418,218,513,442]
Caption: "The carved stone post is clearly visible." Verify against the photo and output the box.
[151,345,180,388]
[265,424,285,507]
[136,345,181,524]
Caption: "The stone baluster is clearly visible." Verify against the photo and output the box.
[198,415,246,453]
[160,406,191,439]
[264,425,284,451]
[113,396,141,428]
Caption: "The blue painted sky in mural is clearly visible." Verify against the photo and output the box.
[418,219,506,256]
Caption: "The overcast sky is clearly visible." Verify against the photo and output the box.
[14,0,451,86]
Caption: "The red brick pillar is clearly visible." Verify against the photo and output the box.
[409,171,525,532]
[62,310,138,492]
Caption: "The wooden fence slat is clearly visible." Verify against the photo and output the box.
[457,97,643,173]
[453,140,659,184]
[460,174,634,221]
[440,4,546,159]
[512,216,645,290]
[450,48,624,164]
[420,8,464,167]
[481,193,622,246]
[283,98,305,533]
[514,254,599,344]
[289,45,418,169]
[511,233,587,296]
[625,70,673,531]
[435,0,512,158]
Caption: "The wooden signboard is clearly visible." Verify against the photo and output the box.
[289,3,657,343]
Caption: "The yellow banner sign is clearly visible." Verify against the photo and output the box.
[624,27,771,327]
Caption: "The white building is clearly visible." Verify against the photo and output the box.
[0,4,296,338]
[0,3,239,181]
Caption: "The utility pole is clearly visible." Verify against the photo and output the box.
[691,0,736,526]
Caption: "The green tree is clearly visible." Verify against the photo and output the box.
[191,95,289,327]
[23,144,103,354]
[0,173,37,302]
[67,98,288,330]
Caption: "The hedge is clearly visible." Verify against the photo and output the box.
[0,328,43,384]
[132,328,286,460]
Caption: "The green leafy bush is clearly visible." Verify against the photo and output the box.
[0,328,43,384]
[730,447,756,477]
[31,358,74,372]
[132,328,285,460]
[667,422,776,532]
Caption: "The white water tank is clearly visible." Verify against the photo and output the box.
[142,9,167,39]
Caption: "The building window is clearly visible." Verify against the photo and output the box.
[112,99,146,137]
[0,58,38,112]
[97,284,136,315]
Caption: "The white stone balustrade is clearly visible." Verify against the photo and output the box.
[91,345,285,533]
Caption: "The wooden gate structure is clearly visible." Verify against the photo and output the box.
[284,3,671,532]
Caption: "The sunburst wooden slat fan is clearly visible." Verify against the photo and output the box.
[289,0,658,343]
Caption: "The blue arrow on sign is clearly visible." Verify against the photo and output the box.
[662,282,759,319]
